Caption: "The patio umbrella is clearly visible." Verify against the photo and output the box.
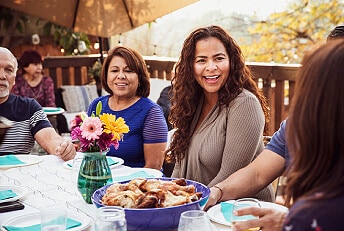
[0,0,198,38]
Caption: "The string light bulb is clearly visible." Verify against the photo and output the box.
[118,34,122,45]
[94,42,100,50]
[153,45,157,56]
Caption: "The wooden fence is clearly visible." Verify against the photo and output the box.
[43,55,299,135]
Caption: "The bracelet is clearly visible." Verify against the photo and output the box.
[213,185,223,203]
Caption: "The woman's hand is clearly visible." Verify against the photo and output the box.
[232,207,287,231]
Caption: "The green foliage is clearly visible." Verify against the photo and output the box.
[88,59,102,78]
[0,7,28,34]
[241,0,344,64]
[96,101,102,117]
[42,23,91,55]
[0,7,91,55]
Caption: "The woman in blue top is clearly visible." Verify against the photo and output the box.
[87,46,168,170]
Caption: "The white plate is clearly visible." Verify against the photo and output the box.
[0,185,28,203]
[0,154,43,169]
[207,200,289,227]
[1,212,90,231]
[63,156,124,170]
[43,107,65,115]
[111,167,163,182]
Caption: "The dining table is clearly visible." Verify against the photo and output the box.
[0,154,231,231]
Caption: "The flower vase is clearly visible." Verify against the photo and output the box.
[77,151,113,204]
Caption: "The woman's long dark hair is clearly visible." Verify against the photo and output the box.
[285,40,344,207]
[166,25,269,163]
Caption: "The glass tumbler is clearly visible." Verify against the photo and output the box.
[40,208,67,231]
[178,210,213,231]
[95,206,127,231]
[231,198,261,230]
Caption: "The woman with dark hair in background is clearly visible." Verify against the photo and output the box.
[11,50,69,133]
[12,50,55,107]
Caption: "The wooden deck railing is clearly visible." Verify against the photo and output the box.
[43,55,299,135]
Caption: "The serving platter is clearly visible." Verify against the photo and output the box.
[92,177,210,231]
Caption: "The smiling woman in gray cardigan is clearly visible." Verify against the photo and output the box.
[166,25,274,202]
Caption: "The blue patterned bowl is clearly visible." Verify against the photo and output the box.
[92,177,210,231]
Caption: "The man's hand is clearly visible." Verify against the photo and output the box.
[204,186,222,210]
[55,138,76,161]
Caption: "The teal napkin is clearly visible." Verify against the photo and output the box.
[43,107,62,113]
[221,201,234,222]
[113,170,155,182]
[106,157,118,166]
[3,218,82,231]
[0,155,25,166]
[221,201,258,222]
[0,190,17,200]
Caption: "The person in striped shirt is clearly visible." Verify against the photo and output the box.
[0,47,75,161]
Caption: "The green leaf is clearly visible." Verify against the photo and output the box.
[96,101,102,117]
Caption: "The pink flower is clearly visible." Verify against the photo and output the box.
[70,101,129,153]
[80,117,103,141]
[70,115,83,130]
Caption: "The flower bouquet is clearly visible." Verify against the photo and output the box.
[70,101,129,203]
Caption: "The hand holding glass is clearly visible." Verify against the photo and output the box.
[231,198,261,231]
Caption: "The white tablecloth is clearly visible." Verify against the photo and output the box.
[0,155,229,230]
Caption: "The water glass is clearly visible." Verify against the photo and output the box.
[95,206,127,231]
[231,198,261,230]
[40,208,67,231]
[178,210,213,231]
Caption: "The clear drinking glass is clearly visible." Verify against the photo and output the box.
[177,210,213,231]
[231,198,261,231]
[95,206,127,231]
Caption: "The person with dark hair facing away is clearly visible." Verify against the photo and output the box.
[282,39,344,231]
[326,25,344,41]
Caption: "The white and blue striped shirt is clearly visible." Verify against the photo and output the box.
[0,94,52,154]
